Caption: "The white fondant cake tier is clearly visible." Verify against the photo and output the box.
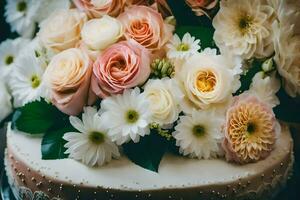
[5,124,294,200]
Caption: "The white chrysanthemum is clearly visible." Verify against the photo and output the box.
[144,78,184,126]
[0,81,12,122]
[272,1,300,97]
[166,33,200,61]
[213,0,275,59]
[5,0,41,38]
[0,38,30,81]
[63,107,120,167]
[100,88,151,145]
[9,50,47,107]
[249,71,280,108]
[34,0,70,23]
[173,109,224,159]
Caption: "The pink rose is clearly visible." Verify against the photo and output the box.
[91,40,151,98]
[73,0,126,18]
[186,0,218,17]
[118,5,174,53]
[44,48,96,115]
[126,0,173,17]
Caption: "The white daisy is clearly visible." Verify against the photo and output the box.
[0,38,30,81]
[0,81,12,122]
[9,50,47,107]
[100,88,151,145]
[173,109,224,159]
[34,0,71,23]
[63,107,120,167]
[166,33,201,61]
[5,0,41,38]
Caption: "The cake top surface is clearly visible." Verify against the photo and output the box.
[7,124,292,191]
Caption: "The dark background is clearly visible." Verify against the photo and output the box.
[0,0,299,199]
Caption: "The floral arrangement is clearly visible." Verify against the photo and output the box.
[0,0,300,172]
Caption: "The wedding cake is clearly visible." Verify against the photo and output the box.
[1,0,299,200]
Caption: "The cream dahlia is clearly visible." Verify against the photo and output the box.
[213,0,275,59]
[100,88,151,145]
[63,107,120,167]
[223,94,279,164]
[173,109,224,159]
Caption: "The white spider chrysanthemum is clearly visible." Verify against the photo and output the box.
[5,0,41,38]
[63,107,120,167]
[166,33,201,60]
[9,50,47,107]
[213,0,275,59]
[173,109,224,159]
[100,88,151,145]
[0,38,30,81]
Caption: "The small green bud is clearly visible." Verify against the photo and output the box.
[262,58,274,72]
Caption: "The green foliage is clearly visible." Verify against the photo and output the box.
[122,131,168,172]
[11,100,67,134]
[41,126,76,160]
[11,99,73,159]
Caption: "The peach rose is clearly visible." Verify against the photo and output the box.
[91,40,151,98]
[44,48,95,115]
[38,9,87,53]
[126,0,173,17]
[118,5,174,53]
[186,0,218,17]
[73,0,126,18]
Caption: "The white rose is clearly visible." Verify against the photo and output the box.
[249,71,280,108]
[0,82,12,122]
[177,49,241,114]
[81,15,123,51]
[38,9,87,53]
[144,78,184,126]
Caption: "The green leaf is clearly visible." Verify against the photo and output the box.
[274,88,300,123]
[11,100,67,134]
[122,132,168,172]
[235,59,262,95]
[175,26,216,49]
[41,126,76,160]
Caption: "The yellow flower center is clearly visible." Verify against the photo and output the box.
[125,110,139,124]
[89,131,105,145]
[31,75,41,89]
[192,125,205,137]
[17,1,27,12]
[177,43,189,51]
[196,70,216,92]
[5,55,14,65]
[238,14,253,34]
